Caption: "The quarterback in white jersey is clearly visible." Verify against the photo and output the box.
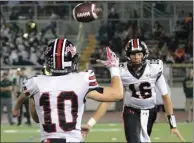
[82,38,185,143]
[121,58,166,109]
[13,38,123,143]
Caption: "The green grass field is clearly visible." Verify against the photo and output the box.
[1,122,193,142]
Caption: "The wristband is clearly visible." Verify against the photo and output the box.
[87,118,96,127]
[109,67,120,77]
[167,115,177,129]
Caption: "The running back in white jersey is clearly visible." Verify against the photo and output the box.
[23,70,98,142]
[120,59,168,109]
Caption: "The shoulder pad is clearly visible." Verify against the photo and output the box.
[85,69,94,74]
[23,75,40,86]
[119,62,128,68]
[23,75,36,84]
[119,63,125,67]
[26,75,37,80]
[83,70,96,79]
[157,59,163,68]
[147,59,163,71]
[148,59,160,64]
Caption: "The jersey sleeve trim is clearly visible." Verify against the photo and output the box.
[89,75,96,80]
[156,71,162,82]
[89,81,98,86]
[84,70,100,103]
[23,86,30,96]
[88,70,99,89]
[23,77,39,97]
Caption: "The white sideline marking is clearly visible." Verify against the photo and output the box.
[3,128,123,134]
[111,137,118,141]
[4,130,17,133]
[91,128,122,132]
[154,137,161,140]
[108,123,117,126]
[4,130,36,133]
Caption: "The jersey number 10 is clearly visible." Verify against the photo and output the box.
[40,91,78,133]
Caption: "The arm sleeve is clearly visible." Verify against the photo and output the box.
[23,78,39,97]
[156,74,168,96]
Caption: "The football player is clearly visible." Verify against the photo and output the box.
[81,38,185,142]
[13,38,123,143]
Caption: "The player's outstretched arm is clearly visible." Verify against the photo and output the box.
[82,75,123,139]
[29,98,39,123]
[90,102,112,122]
[12,94,27,117]
[156,75,185,142]
[87,47,123,102]
[162,94,185,142]
[87,77,123,102]
[81,47,123,139]
[82,76,122,138]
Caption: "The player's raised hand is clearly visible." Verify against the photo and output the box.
[81,124,92,140]
[96,47,119,68]
[170,128,185,142]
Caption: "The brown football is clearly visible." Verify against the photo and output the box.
[73,3,102,23]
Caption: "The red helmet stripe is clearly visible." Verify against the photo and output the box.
[133,39,138,48]
[56,39,63,69]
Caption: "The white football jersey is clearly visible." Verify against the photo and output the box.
[23,70,98,142]
[120,59,168,109]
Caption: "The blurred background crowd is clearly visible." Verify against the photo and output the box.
[0,1,193,125]
[0,1,193,66]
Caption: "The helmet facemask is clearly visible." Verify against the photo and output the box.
[71,54,80,72]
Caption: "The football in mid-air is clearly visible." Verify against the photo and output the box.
[73,3,102,23]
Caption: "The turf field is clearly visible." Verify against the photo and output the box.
[1,122,193,142]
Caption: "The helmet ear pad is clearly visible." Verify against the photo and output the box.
[71,54,80,72]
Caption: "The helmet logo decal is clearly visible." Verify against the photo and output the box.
[66,44,76,57]
[45,46,52,54]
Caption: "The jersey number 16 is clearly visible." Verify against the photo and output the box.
[129,82,152,99]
